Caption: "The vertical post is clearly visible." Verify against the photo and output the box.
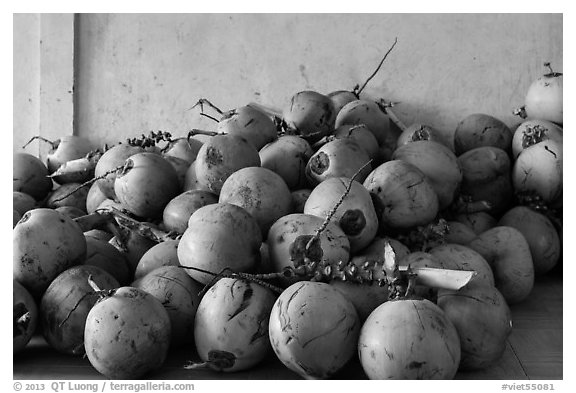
[38,13,75,159]
[13,13,41,153]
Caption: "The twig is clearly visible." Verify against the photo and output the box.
[513,106,527,119]
[22,135,56,150]
[355,37,398,97]
[50,163,127,203]
[179,265,284,297]
[183,361,209,370]
[189,98,224,115]
[59,274,116,328]
[73,211,114,232]
[377,99,407,131]
[108,207,177,243]
[200,113,220,123]
[187,129,222,138]
[306,159,373,251]
[385,108,408,132]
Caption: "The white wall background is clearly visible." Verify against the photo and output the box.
[14,13,563,151]
[13,13,74,156]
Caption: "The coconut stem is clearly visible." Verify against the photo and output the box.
[22,135,57,150]
[107,207,178,243]
[248,102,283,119]
[183,361,210,370]
[73,211,114,232]
[376,99,407,132]
[355,37,398,97]
[50,164,126,203]
[403,267,418,298]
[187,128,224,138]
[200,113,220,123]
[16,311,31,326]
[189,98,225,117]
[179,266,284,297]
[214,253,474,292]
[513,106,528,119]
[59,275,115,328]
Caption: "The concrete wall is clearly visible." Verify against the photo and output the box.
[13,14,40,153]
[13,14,75,156]
[17,13,563,150]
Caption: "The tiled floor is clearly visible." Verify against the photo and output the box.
[13,267,562,380]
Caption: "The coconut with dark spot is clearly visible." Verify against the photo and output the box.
[260,135,314,190]
[304,177,378,253]
[194,134,261,195]
[397,123,450,149]
[305,138,372,187]
[219,166,292,237]
[13,208,87,298]
[266,213,350,285]
[193,277,276,372]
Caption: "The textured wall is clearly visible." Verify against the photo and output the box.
[13,14,40,153]
[25,14,564,149]
[13,14,75,156]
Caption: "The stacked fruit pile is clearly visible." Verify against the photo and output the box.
[13,61,562,380]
